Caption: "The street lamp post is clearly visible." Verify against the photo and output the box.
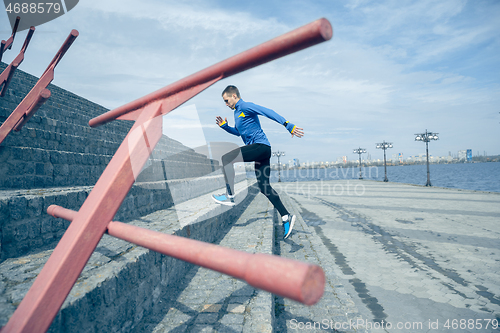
[353,148,366,179]
[272,151,285,182]
[376,141,393,182]
[414,130,439,186]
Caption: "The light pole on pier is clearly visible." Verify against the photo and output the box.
[376,141,393,182]
[414,130,439,186]
[272,151,285,182]
[353,148,366,179]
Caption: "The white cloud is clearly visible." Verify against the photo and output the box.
[2,0,499,162]
[78,0,288,41]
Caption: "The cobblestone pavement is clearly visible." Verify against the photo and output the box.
[136,188,368,333]
[275,180,500,333]
[134,193,276,333]
[274,193,369,333]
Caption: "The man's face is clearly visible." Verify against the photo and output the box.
[222,93,238,109]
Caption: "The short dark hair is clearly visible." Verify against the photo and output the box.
[222,85,240,98]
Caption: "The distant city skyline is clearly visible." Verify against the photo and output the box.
[273,149,496,166]
[1,0,499,162]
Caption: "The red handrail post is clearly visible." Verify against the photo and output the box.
[0,26,35,97]
[47,205,325,305]
[0,16,20,63]
[0,29,78,146]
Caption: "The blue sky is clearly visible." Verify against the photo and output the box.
[1,0,499,163]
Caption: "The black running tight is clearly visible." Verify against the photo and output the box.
[221,143,289,216]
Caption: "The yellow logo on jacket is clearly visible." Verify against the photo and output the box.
[238,112,245,118]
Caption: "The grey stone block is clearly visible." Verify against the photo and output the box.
[2,224,15,243]
[14,223,28,241]
[27,219,41,239]
[35,163,45,175]
[0,199,9,223]
[9,196,27,220]
[27,196,43,218]
[40,217,53,234]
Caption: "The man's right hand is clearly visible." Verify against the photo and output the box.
[216,116,228,126]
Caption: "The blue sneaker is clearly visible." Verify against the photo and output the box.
[212,193,235,206]
[283,215,296,239]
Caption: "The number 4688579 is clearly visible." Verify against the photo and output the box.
[5,2,61,14]
[444,319,499,330]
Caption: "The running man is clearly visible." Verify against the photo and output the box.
[212,85,304,239]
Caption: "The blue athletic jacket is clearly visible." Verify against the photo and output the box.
[219,99,296,146]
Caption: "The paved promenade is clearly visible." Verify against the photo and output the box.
[274,180,500,332]
[2,178,499,332]
[132,186,366,333]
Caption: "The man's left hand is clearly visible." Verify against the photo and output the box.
[291,127,304,138]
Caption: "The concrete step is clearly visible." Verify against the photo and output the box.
[0,172,246,262]
[1,127,125,154]
[0,143,219,189]
[0,124,199,159]
[0,116,196,154]
[1,63,223,191]
[0,146,110,188]
[0,107,131,140]
[0,178,258,332]
[0,62,127,130]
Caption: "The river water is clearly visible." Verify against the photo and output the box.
[260,162,500,193]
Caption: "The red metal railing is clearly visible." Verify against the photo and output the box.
[46,204,325,306]
[89,17,333,125]
[0,26,35,97]
[2,18,332,333]
[0,16,20,63]
[0,30,78,146]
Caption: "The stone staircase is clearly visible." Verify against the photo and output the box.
[0,63,217,190]
[0,62,259,332]
[0,62,227,262]
[0,179,259,332]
